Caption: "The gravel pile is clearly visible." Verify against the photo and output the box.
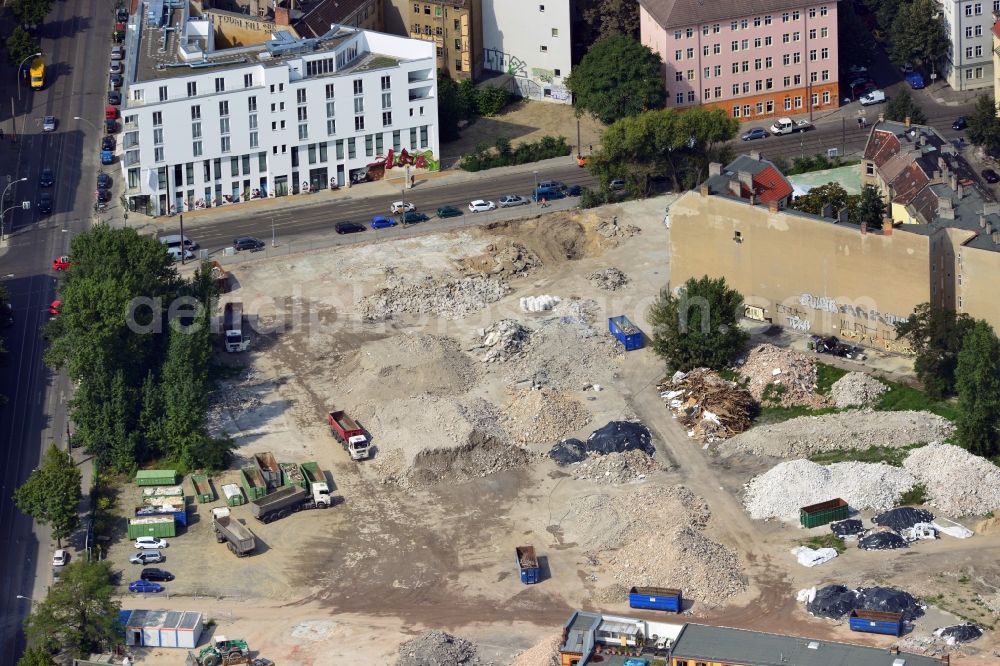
[596,216,641,241]
[510,634,561,666]
[725,410,955,458]
[569,450,662,484]
[588,267,630,291]
[395,631,496,666]
[560,486,746,607]
[736,343,829,408]
[830,372,887,408]
[743,459,917,521]
[474,320,532,363]
[351,333,480,401]
[359,272,509,321]
[406,431,535,486]
[903,442,1000,516]
[504,316,623,390]
[500,388,591,445]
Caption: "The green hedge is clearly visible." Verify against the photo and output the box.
[460,135,572,172]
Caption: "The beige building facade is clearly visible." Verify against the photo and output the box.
[384,0,483,80]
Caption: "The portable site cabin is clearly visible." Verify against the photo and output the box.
[121,609,203,648]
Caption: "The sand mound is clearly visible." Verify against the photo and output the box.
[349,333,478,401]
[510,635,561,666]
[480,215,597,264]
[500,388,591,445]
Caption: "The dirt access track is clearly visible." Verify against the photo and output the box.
[113,197,1000,665]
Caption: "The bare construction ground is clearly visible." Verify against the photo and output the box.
[110,198,1000,665]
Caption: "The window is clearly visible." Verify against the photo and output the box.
[326,83,335,99]
[755,58,762,70]
[306,57,336,76]
[732,105,740,118]
[782,11,790,22]
[822,91,830,104]
[355,116,365,131]
[298,124,308,140]
[966,68,974,79]
[704,88,711,99]
[674,30,682,40]
[703,45,710,56]
[792,10,799,19]
[742,61,749,72]
[244,73,253,88]
[794,74,801,84]
[811,93,818,106]
[794,96,802,108]
[347,137,356,158]
[152,111,162,126]
[686,69,694,80]
[784,97,792,110]
[713,23,720,33]
[742,81,749,93]
[219,100,229,116]
[741,39,748,49]
[677,70,685,81]
[809,7,816,18]
[215,77,225,93]
[380,75,391,91]
[741,19,748,29]
[714,65,721,76]
[703,25,709,35]
[793,31,800,42]
[153,128,163,145]
[297,107,308,121]
[756,102,763,114]
[764,15,771,25]
[187,81,197,97]
[675,49,683,60]
[326,101,335,118]
[382,91,391,109]
[754,37,761,48]
[810,71,818,82]
[765,56,772,68]
[975,2,982,15]
[731,20,738,30]
[154,147,164,162]
[821,48,829,59]
[754,16,761,27]
[382,111,392,126]
[966,4,974,15]
[713,43,720,54]
[976,66,984,78]
[364,134,374,156]
[192,122,201,138]
[552,27,559,37]
[250,132,258,148]
[540,45,548,52]
[686,47,694,58]
[783,76,791,86]
[809,29,816,39]
[743,104,751,116]
[158,85,167,102]
[676,92,684,104]
[793,52,801,63]
[687,90,695,102]
[354,97,364,113]
[821,27,828,38]
[686,27,694,37]
[327,119,336,135]
[297,88,307,104]
[192,140,202,157]
[230,156,239,176]
[820,5,828,16]
[220,118,230,134]
[783,54,790,65]
[765,78,773,89]
[353,79,363,95]
[976,25,983,36]
[704,67,710,78]
[966,47,974,59]
[782,33,789,44]
[420,125,428,148]
[190,105,201,120]
[731,41,738,52]
[755,80,763,91]
[821,69,830,81]
[731,84,739,95]
[714,86,721,97]
[976,45,984,57]
[966,26,973,38]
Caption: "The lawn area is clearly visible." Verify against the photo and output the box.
[808,442,927,466]
[874,377,960,421]
[800,533,847,555]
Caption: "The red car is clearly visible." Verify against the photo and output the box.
[48,300,61,316]
[52,255,71,271]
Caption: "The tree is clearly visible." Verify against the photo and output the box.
[567,34,665,125]
[16,646,56,666]
[578,0,640,42]
[855,184,887,228]
[862,0,904,34]
[888,0,949,69]
[23,561,120,658]
[790,182,853,217]
[894,303,976,397]
[647,276,750,372]
[5,26,39,67]
[838,2,876,71]
[955,321,1000,457]
[12,0,52,26]
[436,70,463,142]
[884,89,927,124]
[966,94,1000,156]
[13,444,81,547]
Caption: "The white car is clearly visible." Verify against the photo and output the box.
[390,201,414,214]
[42,116,56,132]
[52,549,67,566]
[498,194,528,207]
[109,61,122,75]
[859,90,886,106]
[468,200,496,212]
[134,536,168,549]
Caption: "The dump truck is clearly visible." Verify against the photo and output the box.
[224,302,249,352]
[250,483,332,524]
[327,409,370,460]
[516,545,540,584]
[187,635,250,666]
[253,451,282,489]
[279,462,305,489]
[212,507,256,557]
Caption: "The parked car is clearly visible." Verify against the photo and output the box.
[101,135,116,151]
[52,549,67,566]
[129,550,163,565]
[437,205,463,218]
[128,580,164,593]
[48,300,61,317]
[403,211,429,224]
[953,116,968,130]
[42,116,56,132]
[109,61,122,75]
[0,302,14,328]
[97,173,112,189]
[233,236,265,252]
[982,168,1000,184]
[609,178,627,190]
[52,255,71,271]
[859,90,886,106]
[565,185,582,196]
[371,215,397,229]
[469,199,496,212]
[498,194,529,207]
[140,568,174,582]
[107,90,121,105]
[96,188,111,203]
[390,201,414,214]
[537,180,566,191]
[845,65,868,75]
[133,536,168,549]
[105,119,118,134]
[111,45,124,61]
[37,192,52,215]
[848,77,870,89]
[741,127,769,141]
[335,221,366,234]
[109,72,122,89]
[904,72,925,89]
[39,167,54,187]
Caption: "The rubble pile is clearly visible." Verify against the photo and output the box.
[903,442,1000,515]
[352,333,480,400]
[406,431,535,486]
[595,216,641,241]
[206,371,266,434]
[474,320,532,363]
[588,267,630,291]
[500,388,591,445]
[561,486,746,607]
[510,634,561,666]
[395,631,496,666]
[569,449,662,484]
[359,272,509,321]
[471,241,542,275]
[659,368,755,442]
[743,459,917,521]
[830,372,888,408]
[504,317,622,390]
[736,343,828,408]
[725,410,954,458]
[520,294,561,312]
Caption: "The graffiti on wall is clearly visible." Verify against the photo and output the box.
[839,329,914,355]
[787,316,811,331]
[484,48,527,77]
[799,293,907,326]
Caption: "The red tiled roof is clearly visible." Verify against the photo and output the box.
[864,129,901,166]
[752,165,793,203]
[993,19,1000,40]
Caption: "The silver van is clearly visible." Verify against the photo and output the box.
[158,234,198,250]
[166,246,195,262]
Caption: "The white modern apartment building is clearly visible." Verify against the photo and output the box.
[480,0,573,102]
[119,0,438,216]
[940,0,997,90]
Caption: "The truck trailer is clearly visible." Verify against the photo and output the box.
[223,302,250,353]
[249,483,332,523]
[212,507,256,557]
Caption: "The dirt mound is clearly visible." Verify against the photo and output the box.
[458,240,542,276]
[736,343,829,408]
[407,431,534,486]
[510,634,560,666]
[358,271,509,321]
[569,450,663,484]
[395,630,496,666]
[504,317,623,390]
[500,388,591,445]
[348,333,479,401]
[478,215,598,264]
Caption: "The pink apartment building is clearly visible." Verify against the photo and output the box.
[640,0,840,122]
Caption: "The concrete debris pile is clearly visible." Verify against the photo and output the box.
[359,272,509,321]
[903,442,1000,516]
[520,294,561,312]
[510,634,561,666]
[500,388,591,445]
[743,459,916,521]
[561,486,746,607]
[395,630,497,666]
[352,333,480,400]
[725,410,954,458]
[588,267,630,291]
[206,375,266,435]
[551,297,597,324]
[471,241,542,275]
[830,372,887,408]
[658,368,755,442]
[736,343,828,408]
[474,320,532,363]
[406,431,535,486]
[596,216,641,241]
[569,449,662,484]
[505,316,622,390]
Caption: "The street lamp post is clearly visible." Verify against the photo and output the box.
[15,595,37,603]
[16,52,42,103]
[1,177,28,242]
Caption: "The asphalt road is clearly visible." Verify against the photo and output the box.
[0,1,111,662]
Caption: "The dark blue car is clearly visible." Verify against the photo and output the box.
[128,580,164,593]
[371,215,397,229]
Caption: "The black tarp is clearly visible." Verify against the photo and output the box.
[873,507,935,532]
[859,531,909,551]
[549,421,654,464]
[549,438,586,464]
[830,519,864,537]
[807,585,857,619]
[807,585,924,621]
[935,624,983,643]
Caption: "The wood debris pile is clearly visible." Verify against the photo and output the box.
[658,368,754,442]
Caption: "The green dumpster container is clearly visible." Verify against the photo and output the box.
[190,474,215,504]
[280,462,306,490]
[240,467,267,501]
[127,515,176,539]
[800,498,849,528]
[135,469,177,487]
[222,483,246,506]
